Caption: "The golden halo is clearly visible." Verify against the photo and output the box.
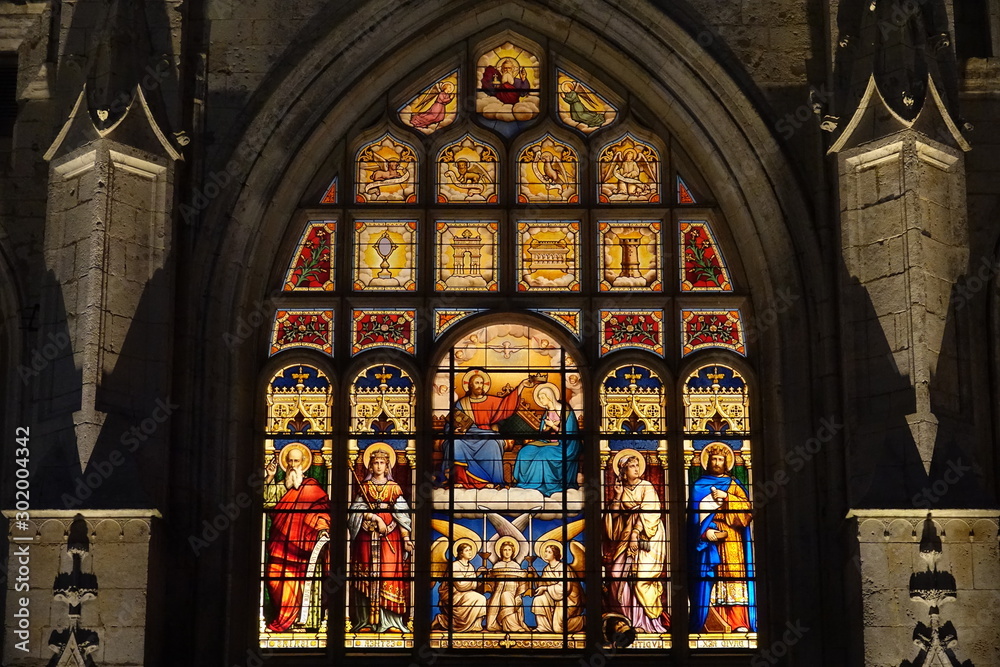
[611,449,646,478]
[362,442,396,470]
[461,369,491,395]
[561,80,575,93]
[441,81,455,94]
[537,539,563,560]
[453,538,477,559]
[278,442,313,473]
[700,442,736,473]
[495,536,520,559]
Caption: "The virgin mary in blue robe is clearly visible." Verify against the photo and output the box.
[512,384,580,496]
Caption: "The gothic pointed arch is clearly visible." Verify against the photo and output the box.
[182,2,832,662]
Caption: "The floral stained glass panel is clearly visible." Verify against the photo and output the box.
[270,310,334,356]
[283,221,336,292]
[680,220,733,292]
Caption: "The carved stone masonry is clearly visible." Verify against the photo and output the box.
[900,515,973,667]
[48,515,99,667]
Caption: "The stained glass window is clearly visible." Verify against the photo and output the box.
[270,310,334,356]
[430,323,586,649]
[355,134,418,203]
[517,135,579,204]
[517,220,580,291]
[400,70,459,135]
[260,365,333,649]
[437,135,499,204]
[476,41,541,125]
[677,175,696,204]
[283,221,336,292]
[435,220,499,291]
[266,33,759,657]
[598,135,660,204]
[599,220,662,291]
[346,365,416,649]
[599,310,665,356]
[354,220,417,291]
[557,70,617,133]
[600,365,671,649]
[683,364,756,649]
[681,310,747,356]
[679,220,733,292]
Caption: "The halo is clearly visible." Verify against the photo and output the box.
[362,442,396,469]
[461,369,491,395]
[495,536,520,559]
[537,539,563,560]
[453,538,477,559]
[700,442,736,473]
[611,448,646,477]
[531,382,560,409]
[278,442,314,473]
[561,80,575,93]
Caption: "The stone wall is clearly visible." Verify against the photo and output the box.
[851,510,1000,667]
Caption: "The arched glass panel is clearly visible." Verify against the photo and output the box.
[682,364,757,650]
[430,322,586,649]
[600,364,671,649]
[259,364,334,649]
[346,364,417,648]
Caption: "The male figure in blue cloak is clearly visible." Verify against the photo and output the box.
[512,382,580,496]
[688,443,756,633]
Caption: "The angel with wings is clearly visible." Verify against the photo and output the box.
[408,80,455,131]
[560,80,606,129]
[600,147,656,202]
[430,519,487,632]
[531,520,586,634]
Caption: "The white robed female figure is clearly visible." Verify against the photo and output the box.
[604,449,670,633]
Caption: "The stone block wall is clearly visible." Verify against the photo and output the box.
[3,511,160,667]
[851,510,1000,667]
